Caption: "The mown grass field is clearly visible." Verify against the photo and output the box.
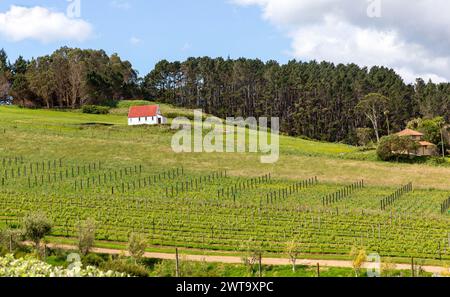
[0,103,449,266]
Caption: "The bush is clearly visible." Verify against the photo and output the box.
[77,218,96,256]
[22,212,52,252]
[0,228,24,253]
[116,100,151,109]
[82,253,105,267]
[356,128,374,147]
[100,259,149,277]
[377,135,419,161]
[0,254,127,277]
[82,105,110,114]
[127,233,147,264]
[426,157,447,166]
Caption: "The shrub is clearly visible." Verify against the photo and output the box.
[0,228,23,253]
[426,157,447,166]
[82,253,105,267]
[377,135,419,161]
[127,233,147,264]
[100,259,149,277]
[356,128,374,147]
[77,219,96,256]
[82,105,110,114]
[116,100,151,109]
[0,254,126,277]
[22,212,52,253]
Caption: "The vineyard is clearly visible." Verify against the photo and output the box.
[0,155,449,261]
[0,106,449,263]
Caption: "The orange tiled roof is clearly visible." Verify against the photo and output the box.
[419,141,436,147]
[396,129,424,137]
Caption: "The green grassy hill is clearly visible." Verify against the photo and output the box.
[0,103,449,189]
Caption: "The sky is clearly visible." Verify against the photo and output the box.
[0,0,449,83]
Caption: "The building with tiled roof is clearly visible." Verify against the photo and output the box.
[396,129,438,156]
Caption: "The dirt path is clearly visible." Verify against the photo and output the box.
[45,243,446,275]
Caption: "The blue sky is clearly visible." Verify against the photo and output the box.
[1,1,450,83]
[0,0,290,77]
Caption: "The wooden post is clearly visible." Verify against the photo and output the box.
[258,253,262,277]
[317,263,320,277]
[175,248,180,277]
[411,258,414,277]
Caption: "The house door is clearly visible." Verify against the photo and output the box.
[158,117,162,124]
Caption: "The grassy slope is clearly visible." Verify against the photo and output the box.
[0,105,449,190]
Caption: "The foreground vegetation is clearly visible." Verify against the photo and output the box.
[0,254,126,277]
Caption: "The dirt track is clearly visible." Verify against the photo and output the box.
[45,243,447,275]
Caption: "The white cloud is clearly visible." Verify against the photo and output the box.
[232,0,450,83]
[0,5,93,43]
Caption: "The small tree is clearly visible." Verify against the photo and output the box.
[381,258,397,277]
[23,212,52,256]
[440,264,450,277]
[240,238,262,277]
[350,247,367,277]
[77,218,96,256]
[127,232,147,264]
[0,228,23,253]
[377,135,419,161]
[356,93,389,143]
[285,239,301,272]
[356,128,374,147]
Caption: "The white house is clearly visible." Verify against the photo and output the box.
[128,105,167,126]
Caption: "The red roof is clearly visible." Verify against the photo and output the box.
[396,129,424,137]
[128,105,159,118]
[419,141,436,147]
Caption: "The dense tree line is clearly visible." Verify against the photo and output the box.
[0,47,139,108]
[143,57,449,143]
[1,48,449,144]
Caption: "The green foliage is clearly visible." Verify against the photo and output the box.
[0,254,126,277]
[356,93,389,143]
[356,128,374,147]
[116,100,152,108]
[77,218,96,256]
[10,47,140,108]
[239,238,263,276]
[82,105,110,115]
[82,253,106,267]
[381,258,397,277]
[350,247,367,277]
[377,135,419,161]
[22,212,52,250]
[377,136,396,161]
[100,259,149,277]
[127,233,147,263]
[408,117,447,152]
[151,259,218,277]
[0,228,23,253]
[285,239,302,272]
[143,59,450,144]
